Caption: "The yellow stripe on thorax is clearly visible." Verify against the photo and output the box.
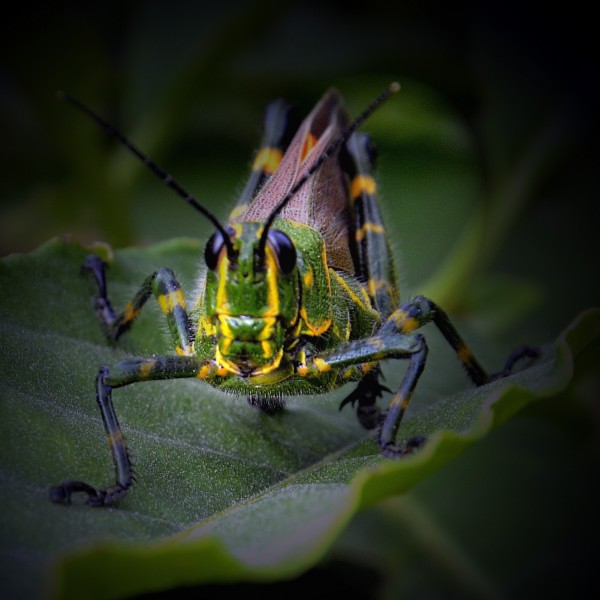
[331,270,367,311]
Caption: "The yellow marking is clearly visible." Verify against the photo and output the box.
[303,267,314,288]
[261,340,273,359]
[252,147,282,174]
[341,367,354,379]
[248,361,293,385]
[331,271,366,311]
[368,278,391,298]
[215,250,229,312]
[262,246,280,318]
[344,320,351,341]
[390,392,410,412]
[158,290,186,314]
[220,337,233,355]
[358,285,372,309]
[218,315,235,339]
[457,343,473,365]
[393,309,419,333]
[139,361,154,379]
[228,204,247,221]
[300,308,332,336]
[215,348,237,376]
[123,302,139,323]
[108,429,123,447]
[200,315,216,336]
[176,344,195,357]
[355,222,384,241]
[258,317,276,341]
[402,319,419,333]
[231,223,243,238]
[217,363,229,377]
[197,364,211,380]
[250,348,284,376]
[296,350,308,377]
[360,361,376,374]
[300,132,318,162]
[313,357,332,372]
[351,175,377,199]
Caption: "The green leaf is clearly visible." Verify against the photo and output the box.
[0,238,597,599]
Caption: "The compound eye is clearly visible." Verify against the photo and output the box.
[267,229,296,275]
[204,228,235,270]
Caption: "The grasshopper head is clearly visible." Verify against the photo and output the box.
[202,221,300,376]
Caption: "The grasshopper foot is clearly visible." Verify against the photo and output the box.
[340,370,390,430]
[380,435,426,458]
[50,480,127,506]
[490,345,541,381]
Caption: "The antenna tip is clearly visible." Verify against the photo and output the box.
[389,81,401,93]
[56,90,67,100]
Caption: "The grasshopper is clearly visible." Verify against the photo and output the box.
[50,84,537,506]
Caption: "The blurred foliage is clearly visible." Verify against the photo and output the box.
[1,1,597,334]
[1,1,599,598]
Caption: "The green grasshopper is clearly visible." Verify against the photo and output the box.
[50,84,537,506]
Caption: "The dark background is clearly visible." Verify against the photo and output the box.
[1,1,599,598]
[2,1,598,335]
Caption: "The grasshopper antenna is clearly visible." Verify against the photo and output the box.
[57,91,236,259]
[257,82,401,261]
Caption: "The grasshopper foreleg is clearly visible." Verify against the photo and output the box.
[50,355,202,506]
[83,254,195,355]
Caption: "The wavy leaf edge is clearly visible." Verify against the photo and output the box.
[47,304,600,600]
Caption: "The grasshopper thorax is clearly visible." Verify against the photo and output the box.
[202,221,301,377]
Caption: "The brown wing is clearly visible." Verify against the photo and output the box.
[234,90,355,272]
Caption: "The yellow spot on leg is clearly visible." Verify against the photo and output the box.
[351,175,377,200]
[139,361,154,379]
[123,302,139,323]
[252,147,282,174]
[355,222,384,241]
[457,343,473,366]
[108,429,123,448]
[393,310,419,333]
[313,357,332,372]
[158,290,186,314]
